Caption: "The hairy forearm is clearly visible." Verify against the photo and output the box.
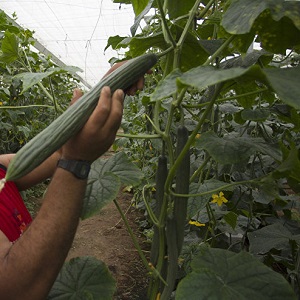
[0,168,86,299]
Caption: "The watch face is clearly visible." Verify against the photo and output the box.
[75,162,91,179]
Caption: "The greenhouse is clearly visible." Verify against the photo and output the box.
[0,1,300,299]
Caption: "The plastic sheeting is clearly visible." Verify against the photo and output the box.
[0,0,134,86]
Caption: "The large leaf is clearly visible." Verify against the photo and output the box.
[82,172,121,220]
[48,256,116,300]
[81,152,144,219]
[14,66,82,93]
[248,223,300,255]
[196,132,281,165]
[177,65,252,90]
[0,31,19,63]
[264,66,300,110]
[166,0,196,20]
[176,246,296,300]
[100,151,144,186]
[222,0,300,34]
[221,0,300,53]
[128,32,168,56]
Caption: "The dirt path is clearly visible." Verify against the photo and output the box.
[67,191,150,300]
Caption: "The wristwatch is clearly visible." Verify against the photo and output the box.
[57,159,91,180]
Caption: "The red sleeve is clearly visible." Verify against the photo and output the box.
[0,166,32,242]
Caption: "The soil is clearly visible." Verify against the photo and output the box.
[66,191,150,300]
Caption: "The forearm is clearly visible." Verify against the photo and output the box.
[0,168,86,299]
[0,151,62,191]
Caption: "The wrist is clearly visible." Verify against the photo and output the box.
[57,159,91,180]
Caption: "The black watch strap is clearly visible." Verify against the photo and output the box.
[57,159,91,180]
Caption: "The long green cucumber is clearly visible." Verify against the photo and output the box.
[5,53,158,182]
[173,125,190,255]
[161,217,179,300]
[150,155,168,265]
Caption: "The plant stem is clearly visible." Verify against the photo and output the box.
[157,47,175,59]
[169,176,267,198]
[113,199,166,283]
[156,0,176,48]
[116,133,162,139]
[203,35,235,66]
[183,87,269,108]
[0,104,54,109]
[142,185,159,226]
[177,0,214,48]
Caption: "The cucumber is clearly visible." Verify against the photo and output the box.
[173,125,190,255]
[5,53,158,182]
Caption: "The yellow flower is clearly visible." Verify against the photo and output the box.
[0,101,3,106]
[211,191,228,206]
[189,220,205,227]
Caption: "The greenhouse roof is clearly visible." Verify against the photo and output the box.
[0,0,135,87]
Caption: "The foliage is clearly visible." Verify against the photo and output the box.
[0,11,80,153]
[1,0,300,298]
[106,0,300,299]
[48,256,116,300]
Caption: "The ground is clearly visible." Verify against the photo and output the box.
[66,191,150,300]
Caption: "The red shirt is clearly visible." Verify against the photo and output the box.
[0,165,32,242]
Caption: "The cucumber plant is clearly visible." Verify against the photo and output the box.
[107,0,300,299]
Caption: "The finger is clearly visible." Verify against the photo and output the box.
[104,89,124,133]
[88,86,112,128]
[70,88,83,105]
[136,77,145,91]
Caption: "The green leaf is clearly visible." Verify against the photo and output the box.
[150,69,183,101]
[223,211,238,230]
[196,132,281,165]
[248,223,300,254]
[104,35,127,51]
[221,0,300,53]
[131,0,150,16]
[128,32,168,56]
[241,108,270,121]
[100,152,144,186]
[166,0,196,19]
[222,0,300,34]
[130,0,154,36]
[221,0,268,34]
[48,256,116,300]
[14,66,82,93]
[176,246,296,300]
[188,179,233,218]
[0,31,19,63]
[82,172,121,220]
[264,66,300,110]
[274,144,300,182]
[177,66,251,91]
[81,152,143,219]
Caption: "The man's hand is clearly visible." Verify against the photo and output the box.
[103,60,151,96]
[62,86,124,162]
